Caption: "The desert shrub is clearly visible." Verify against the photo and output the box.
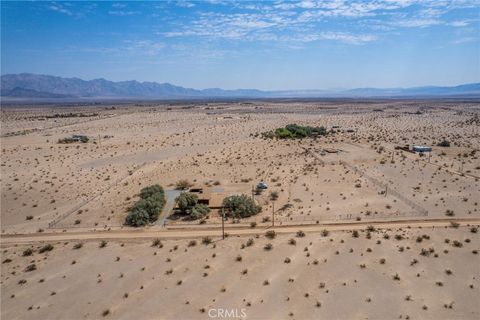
[222,195,261,218]
[152,239,162,247]
[175,180,192,190]
[352,230,359,238]
[269,191,279,201]
[452,240,463,247]
[450,222,460,228]
[264,243,273,251]
[38,244,54,253]
[321,229,329,237]
[25,264,36,272]
[202,237,212,245]
[296,230,306,237]
[437,140,450,147]
[73,243,83,249]
[265,230,276,239]
[22,248,34,256]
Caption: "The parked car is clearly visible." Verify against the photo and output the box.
[257,182,268,189]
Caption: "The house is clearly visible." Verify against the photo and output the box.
[188,186,225,209]
[72,135,89,143]
[412,145,432,153]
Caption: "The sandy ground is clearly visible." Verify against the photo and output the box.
[1,226,479,320]
[1,100,479,319]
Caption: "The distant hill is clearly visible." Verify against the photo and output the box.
[1,73,479,99]
[344,83,480,97]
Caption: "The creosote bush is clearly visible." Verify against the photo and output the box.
[38,244,54,253]
[265,230,276,239]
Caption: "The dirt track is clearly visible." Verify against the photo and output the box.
[2,217,479,245]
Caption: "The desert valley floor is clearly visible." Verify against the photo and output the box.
[1,100,479,319]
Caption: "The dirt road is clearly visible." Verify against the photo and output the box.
[2,217,479,245]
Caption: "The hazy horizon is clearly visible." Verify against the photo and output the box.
[1,1,480,90]
[2,72,480,93]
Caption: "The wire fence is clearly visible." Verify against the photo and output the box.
[48,163,147,229]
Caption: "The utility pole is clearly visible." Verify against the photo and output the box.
[272,201,275,227]
[221,207,225,240]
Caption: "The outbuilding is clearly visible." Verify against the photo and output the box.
[412,145,432,153]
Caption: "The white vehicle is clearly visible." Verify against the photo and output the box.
[257,182,268,190]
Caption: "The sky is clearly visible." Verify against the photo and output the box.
[1,0,479,90]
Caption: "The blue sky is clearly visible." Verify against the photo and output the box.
[1,1,479,90]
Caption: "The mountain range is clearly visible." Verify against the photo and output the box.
[1,73,479,100]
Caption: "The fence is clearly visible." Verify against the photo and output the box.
[48,162,147,229]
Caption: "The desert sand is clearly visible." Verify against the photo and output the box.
[1,100,479,319]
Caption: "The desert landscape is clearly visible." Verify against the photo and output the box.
[1,100,479,319]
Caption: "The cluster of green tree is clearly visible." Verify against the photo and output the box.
[263,124,327,139]
[125,184,166,227]
[222,194,261,218]
[175,192,210,220]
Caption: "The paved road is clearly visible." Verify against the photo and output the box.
[1,217,479,245]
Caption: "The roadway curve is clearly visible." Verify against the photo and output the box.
[1,217,479,245]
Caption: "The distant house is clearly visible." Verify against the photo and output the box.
[412,145,432,153]
[58,135,89,144]
[72,135,89,143]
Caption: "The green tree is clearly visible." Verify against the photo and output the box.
[139,184,164,199]
[222,194,261,218]
[125,184,166,227]
[176,192,199,214]
[175,192,210,220]
[125,209,150,227]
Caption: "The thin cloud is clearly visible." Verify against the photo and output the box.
[108,10,140,16]
[49,2,73,16]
